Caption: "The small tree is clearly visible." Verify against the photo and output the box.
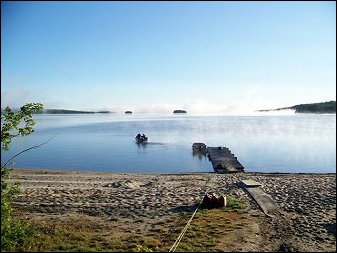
[1,103,43,251]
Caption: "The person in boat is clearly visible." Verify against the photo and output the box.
[136,133,141,141]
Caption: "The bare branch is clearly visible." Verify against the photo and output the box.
[1,134,58,169]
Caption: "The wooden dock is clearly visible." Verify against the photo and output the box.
[240,179,280,217]
[207,146,244,173]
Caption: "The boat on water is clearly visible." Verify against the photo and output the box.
[192,142,207,150]
[135,134,148,145]
[192,142,207,156]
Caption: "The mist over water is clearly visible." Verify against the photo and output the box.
[1,113,336,173]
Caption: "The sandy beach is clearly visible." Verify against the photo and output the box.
[9,169,336,252]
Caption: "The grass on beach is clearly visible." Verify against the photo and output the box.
[8,170,337,252]
[12,195,249,252]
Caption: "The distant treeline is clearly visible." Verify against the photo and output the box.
[35,109,114,114]
[258,101,336,113]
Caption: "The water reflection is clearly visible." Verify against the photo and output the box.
[136,141,148,149]
[192,143,208,160]
[192,149,207,160]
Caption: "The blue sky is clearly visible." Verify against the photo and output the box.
[1,1,336,113]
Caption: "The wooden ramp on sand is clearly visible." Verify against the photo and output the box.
[240,179,280,217]
[207,147,244,173]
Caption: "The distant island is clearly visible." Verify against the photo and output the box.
[96,111,112,114]
[257,101,336,114]
[125,111,132,114]
[173,110,187,114]
[35,109,114,114]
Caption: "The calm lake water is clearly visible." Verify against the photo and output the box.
[1,113,336,173]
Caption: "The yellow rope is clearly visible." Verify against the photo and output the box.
[169,175,213,252]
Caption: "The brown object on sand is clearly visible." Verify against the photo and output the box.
[218,195,226,207]
[203,194,211,207]
[202,193,226,208]
[210,193,218,208]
